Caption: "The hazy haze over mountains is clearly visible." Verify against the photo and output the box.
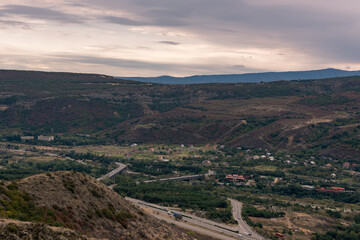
[122,68,360,84]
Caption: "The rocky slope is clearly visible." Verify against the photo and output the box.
[0,219,91,240]
[0,171,193,240]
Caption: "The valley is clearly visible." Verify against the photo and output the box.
[0,70,360,239]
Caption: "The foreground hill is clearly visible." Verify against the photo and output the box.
[0,219,90,240]
[2,69,360,159]
[122,68,360,84]
[0,171,192,240]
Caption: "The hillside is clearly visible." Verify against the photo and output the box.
[2,70,360,160]
[0,219,90,240]
[122,68,360,84]
[0,171,193,240]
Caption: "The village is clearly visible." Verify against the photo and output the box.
[1,135,360,239]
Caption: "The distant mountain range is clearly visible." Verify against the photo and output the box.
[121,68,360,84]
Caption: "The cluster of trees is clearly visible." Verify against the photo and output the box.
[270,184,360,204]
[0,160,105,180]
[0,182,62,226]
[129,161,203,176]
[4,134,105,146]
[66,151,119,165]
[236,195,291,208]
[299,94,351,106]
[313,223,360,240]
[113,176,233,223]
[242,206,285,219]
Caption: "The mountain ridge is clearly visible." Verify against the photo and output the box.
[121,68,360,84]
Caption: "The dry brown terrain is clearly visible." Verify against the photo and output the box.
[6,171,195,240]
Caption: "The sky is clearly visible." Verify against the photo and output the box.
[0,0,360,77]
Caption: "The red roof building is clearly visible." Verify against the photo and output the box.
[316,187,346,193]
[224,174,245,182]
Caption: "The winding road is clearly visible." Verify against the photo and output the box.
[96,162,265,240]
[126,197,262,240]
[229,199,265,240]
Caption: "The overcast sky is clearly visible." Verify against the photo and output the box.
[0,0,359,77]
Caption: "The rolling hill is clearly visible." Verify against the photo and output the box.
[1,69,360,160]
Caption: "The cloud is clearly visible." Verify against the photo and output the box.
[47,53,262,76]
[0,19,30,29]
[1,0,360,76]
[0,4,85,23]
[158,41,179,45]
[83,0,360,63]
[50,54,183,71]
[103,14,187,27]
[103,16,147,26]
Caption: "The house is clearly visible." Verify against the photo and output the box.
[316,187,346,193]
[0,105,8,111]
[225,175,233,180]
[324,164,332,168]
[201,160,212,166]
[245,156,252,161]
[301,185,315,191]
[159,156,169,162]
[37,135,54,141]
[343,162,351,168]
[224,174,245,182]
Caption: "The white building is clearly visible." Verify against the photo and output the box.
[38,135,54,141]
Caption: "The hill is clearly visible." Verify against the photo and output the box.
[2,69,360,160]
[121,68,360,84]
[0,171,193,240]
[0,219,90,240]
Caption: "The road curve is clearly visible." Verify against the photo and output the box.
[126,197,257,240]
[154,214,238,240]
[229,199,265,240]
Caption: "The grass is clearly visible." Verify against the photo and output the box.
[23,156,57,163]
[253,166,278,172]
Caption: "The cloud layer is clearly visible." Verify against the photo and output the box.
[0,0,359,76]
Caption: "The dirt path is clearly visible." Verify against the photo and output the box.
[220,121,247,139]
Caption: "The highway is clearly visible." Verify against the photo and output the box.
[154,214,238,240]
[96,161,265,240]
[126,197,258,240]
[97,162,127,181]
[229,199,265,240]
